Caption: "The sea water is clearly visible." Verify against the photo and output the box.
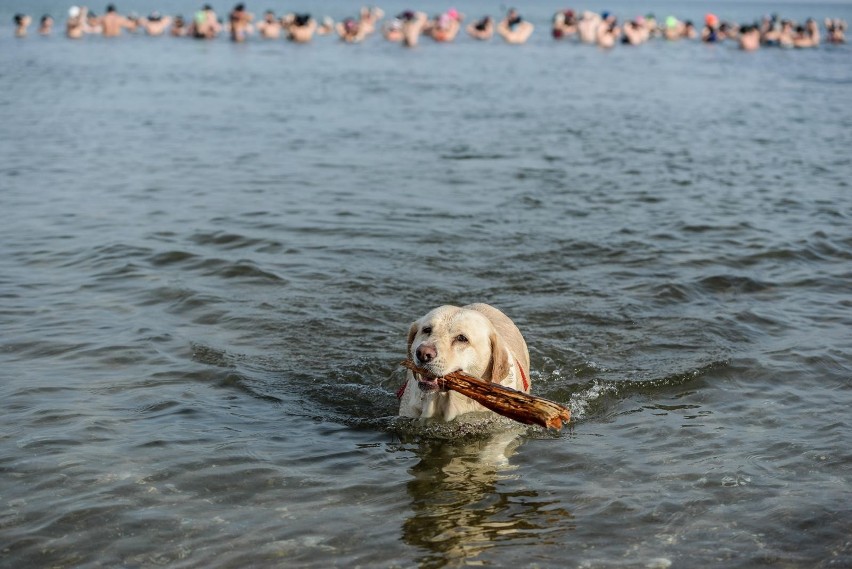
[1,0,851,567]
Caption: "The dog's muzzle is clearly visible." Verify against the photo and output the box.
[414,370,442,392]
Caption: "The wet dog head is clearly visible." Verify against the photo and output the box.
[406,305,511,392]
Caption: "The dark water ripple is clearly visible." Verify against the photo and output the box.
[2,2,852,567]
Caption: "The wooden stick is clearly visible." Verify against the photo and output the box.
[400,360,571,430]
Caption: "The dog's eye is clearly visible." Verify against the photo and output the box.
[422,326,432,335]
[455,335,469,343]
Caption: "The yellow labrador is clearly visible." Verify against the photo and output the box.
[398,303,531,422]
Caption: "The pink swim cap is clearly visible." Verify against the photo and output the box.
[447,8,459,20]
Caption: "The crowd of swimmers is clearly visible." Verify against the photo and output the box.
[11,4,848,49]
[550,10,847,49]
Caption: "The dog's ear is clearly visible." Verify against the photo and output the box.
[406,321,418,358]
[487,331,511,383]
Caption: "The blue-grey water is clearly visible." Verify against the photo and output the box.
[1,1,851,567]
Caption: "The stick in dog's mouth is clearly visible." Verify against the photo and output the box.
[400,359,572,430]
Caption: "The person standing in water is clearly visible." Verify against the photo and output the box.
[430,8,464,42]
[497,8,534,44]
[596,12,620,47]
[66,6,87,38]
[39,15,54,35]
[101,4,134,37]
[285,13,317,43]
[467,15,494,40]
[824,18,846,43]
[140,12,172,36]
[336,16,368,43]
[13,14,32,37]
[229,4,254,42]
[191,5,221,39]
[551,10,578,40]
[401,11,428,47]
[256,10,281,39]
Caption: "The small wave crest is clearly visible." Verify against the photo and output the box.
[188,341,727,441]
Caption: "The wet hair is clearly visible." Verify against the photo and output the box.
[294,13,311,26]
[14,13,25,25]
[202,4,213,11]
[41,14,52,24]
[235,3,245,11]
[106,4,116,12]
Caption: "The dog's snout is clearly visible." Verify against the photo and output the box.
[416,344,437,363]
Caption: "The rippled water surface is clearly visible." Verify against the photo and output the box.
[1,1,851,567]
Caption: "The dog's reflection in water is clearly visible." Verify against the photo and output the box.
[400,427,574,567]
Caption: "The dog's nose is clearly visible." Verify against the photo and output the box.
[416,344,437,363]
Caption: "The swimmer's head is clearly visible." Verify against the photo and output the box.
[69,6,81,18]
[106,4,116,13]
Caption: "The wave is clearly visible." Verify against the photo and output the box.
[189,341,727,440]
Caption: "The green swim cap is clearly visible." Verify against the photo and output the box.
[666,15,677,29]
